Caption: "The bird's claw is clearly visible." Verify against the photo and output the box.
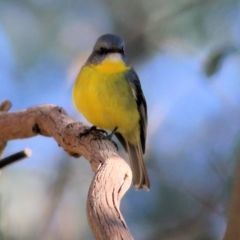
[79,126,119,150]
[79,126,108,139]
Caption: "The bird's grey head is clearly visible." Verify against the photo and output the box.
[87,34,127,65]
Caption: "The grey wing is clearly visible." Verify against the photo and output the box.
[126,68,148,153]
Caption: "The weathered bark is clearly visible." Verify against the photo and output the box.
[0,104,133,240]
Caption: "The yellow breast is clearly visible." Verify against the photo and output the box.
[72,58,140,144]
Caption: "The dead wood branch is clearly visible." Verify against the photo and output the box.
[0,148,31,168]
[0,104,133,240]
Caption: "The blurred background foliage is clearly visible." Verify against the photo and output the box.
[0,0,240,239]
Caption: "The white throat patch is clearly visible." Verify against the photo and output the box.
[106,53,122,62]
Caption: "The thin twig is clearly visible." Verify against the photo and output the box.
[0,148,32,169]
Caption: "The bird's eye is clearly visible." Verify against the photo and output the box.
[99,47,108,55]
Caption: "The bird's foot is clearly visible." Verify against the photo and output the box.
[88,126,119,150]
[79,126,108,139]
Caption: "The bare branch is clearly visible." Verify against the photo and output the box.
[0,104,133,239]
[0,148,31,169]
[87,155,133,240]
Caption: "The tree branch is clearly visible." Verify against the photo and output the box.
[0,104,133,240]
[0,148,31,169]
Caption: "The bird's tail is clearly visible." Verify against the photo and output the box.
[126,142,150,190]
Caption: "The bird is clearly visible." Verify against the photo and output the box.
[72,34,150,190]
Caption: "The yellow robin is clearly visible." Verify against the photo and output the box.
[72,34,150,189]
